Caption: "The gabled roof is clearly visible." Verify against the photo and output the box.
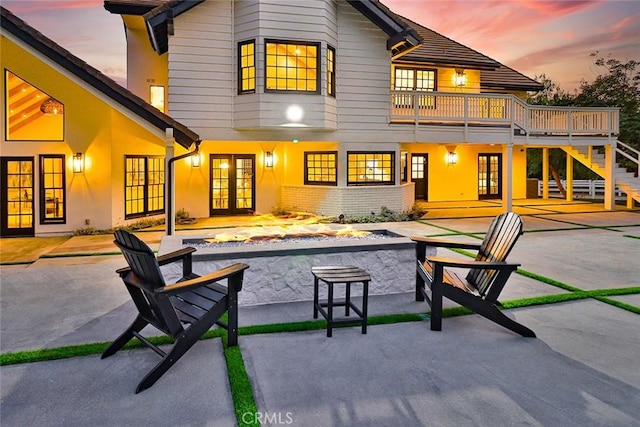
[384,8,543,92]
[1,6,199,148]
[105,0,421,57]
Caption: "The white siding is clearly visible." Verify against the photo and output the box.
[336,1,392,138]
[168,0,234,134]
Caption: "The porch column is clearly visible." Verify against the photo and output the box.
[542,148,549,199]
[502,143,513,212]
[604,143,615,210]
[165,128,176,235]
[566,152,574,202]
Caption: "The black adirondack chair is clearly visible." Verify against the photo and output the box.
[102,230,249,393]
[412,212,535,337]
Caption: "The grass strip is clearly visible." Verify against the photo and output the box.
[514,269,584,292]
[223,338,260,427]
[0,260,33,266]
[592,296,640,315]
[623,234,640,240]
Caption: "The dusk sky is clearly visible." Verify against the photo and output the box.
[3,0,639,92]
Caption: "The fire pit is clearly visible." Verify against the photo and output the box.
[159,224,416,306]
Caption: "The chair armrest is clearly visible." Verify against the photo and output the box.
[115,247,198,276]
[156,247,197,266]
[155,263,250,295]
[411,236,482,251]
[427,255,520,270]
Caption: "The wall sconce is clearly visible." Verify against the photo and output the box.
[454,68,467,87]
[445,145,458,165]
[191,153,200,167]
[72,152,84,173]
[446,151,458,165]
[265,151,274,168]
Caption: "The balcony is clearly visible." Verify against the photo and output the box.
[390,91,619,139]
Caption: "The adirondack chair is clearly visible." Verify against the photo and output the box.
[102,230,250,393]
[412,212,535,337]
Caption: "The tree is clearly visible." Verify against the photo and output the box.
[526,54,640,184]
[574,54,640,167]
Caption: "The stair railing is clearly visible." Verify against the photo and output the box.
[616,140,640,176]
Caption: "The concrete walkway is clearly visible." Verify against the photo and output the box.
[1,209,639,426]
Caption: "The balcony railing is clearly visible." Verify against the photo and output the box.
[390,91,619,136]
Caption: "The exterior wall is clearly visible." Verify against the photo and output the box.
[2,35,167,235]
[122,15,168,107]
[401,142,527,202]
[281,183,414,216]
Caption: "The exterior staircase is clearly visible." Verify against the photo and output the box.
[564,141,640,206]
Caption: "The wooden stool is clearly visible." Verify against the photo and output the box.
[312,266,370,337]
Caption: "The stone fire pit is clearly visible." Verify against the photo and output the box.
[159,224,416,306]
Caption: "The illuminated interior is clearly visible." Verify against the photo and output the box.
[5,70,64,141]
[265,41,318,92]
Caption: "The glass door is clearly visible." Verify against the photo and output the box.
[411,154,428,201]
[1,157,35,236]
[478,153,502,199]
[210,154,255,215]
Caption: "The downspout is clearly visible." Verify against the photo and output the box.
[166,135,201,236]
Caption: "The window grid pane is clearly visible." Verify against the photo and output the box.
[265,41,319,93]
[327,46,336,97]
[347,152,395,185]
[305,152,337,185]
[239,40,256,94]
[125,156,164,218]
[40,155,65,223]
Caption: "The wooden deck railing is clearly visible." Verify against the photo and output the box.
[390,91,619,136]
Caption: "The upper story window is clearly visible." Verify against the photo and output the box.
[394,68,436,91]
[149,85,165,113]
[239,40,256,94]
[265,40,320,93]
[347,152,395,186]
[327,45,336,97]
[393,68,437,109]
[5,70,64,141]
[305,152,337,186]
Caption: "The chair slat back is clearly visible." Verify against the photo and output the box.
[114,230,165,288]
[466,212,523,296]
[114,230,184,336]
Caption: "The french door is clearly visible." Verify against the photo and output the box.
[411,154,428,201]
[210,154,255,215]
[478,153,502,199]
[1,157,35,237]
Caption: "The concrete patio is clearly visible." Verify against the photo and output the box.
[1,208,639,426]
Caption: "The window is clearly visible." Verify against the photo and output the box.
[400,151,408,183]
[393,68,436,109]
[39,155,65,224]
[305,152,337,185]
[238,40,256,94]
[149,85,165,113]
[265,40,319,93]
[5,70,64,141]
[347,152,395,186]
[327,45,336,97]
[124,156,164,219]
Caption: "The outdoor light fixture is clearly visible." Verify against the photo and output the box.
[191,153,200,167]
[40,97,64,115]
[446,151,458,165]
[445,145,458,165]
[265,151,274,167]
[73,152,84,173]
[454,68,467,87]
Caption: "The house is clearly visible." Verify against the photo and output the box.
[2,1,634,237]
[1,6,198,237]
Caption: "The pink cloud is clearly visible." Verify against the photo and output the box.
[3,0,103,14]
